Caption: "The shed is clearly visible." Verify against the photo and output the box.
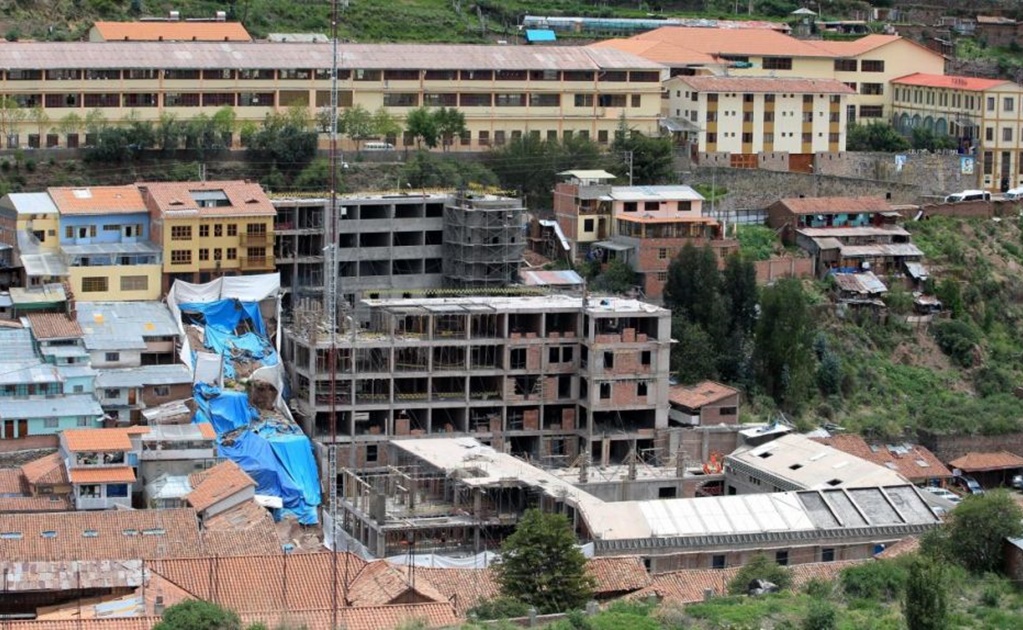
[949,451,1023,489]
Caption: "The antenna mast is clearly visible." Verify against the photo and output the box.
[327,0,341,626]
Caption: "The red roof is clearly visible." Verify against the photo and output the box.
[27,313,83,340]
[47,186,148,215]
[200,500,281,557]
[63,428,133,452]
[186,460,255,512]
[631,26,831,58]
[774,196,892,216]
[668,381,739,411]
[0,468,25,494]
[813,435,952,482]
[677,76,855,94]
[949,451,1023,472]
[21,452,70,486]
[138,180,275,218]
[91,21,252,42]
[892,73,1010,91]
[69,466,136,484]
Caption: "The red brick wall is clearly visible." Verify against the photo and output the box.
[753,257,814,284]
[699,393,740,425]
[0,434,58,452]
[553,183,580,250]
[635,238,738,299]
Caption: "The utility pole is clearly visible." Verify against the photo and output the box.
[327,0,341,626]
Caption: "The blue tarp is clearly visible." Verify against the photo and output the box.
[193,383,259,434]
[180,299,277,379]
[525,29,556,42]
[179,299,267,336]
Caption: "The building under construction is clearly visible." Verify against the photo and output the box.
[442,192,526,289]
[282,294,673,471]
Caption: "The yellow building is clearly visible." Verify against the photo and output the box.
[139,180,276,292]
[892,73,1023,191]
[666,76,854,170]
[593,29,945,124]
[0,192,66,287]
[47,185,162,301]
[0,42,663,151]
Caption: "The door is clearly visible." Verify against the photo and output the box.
[3,421,13,439]
[17,419,27,437]
[128,389,137,405]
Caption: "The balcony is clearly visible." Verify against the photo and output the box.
[240,255,275,270]
[240,232,272,246]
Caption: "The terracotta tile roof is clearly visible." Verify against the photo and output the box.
[589,38,718,65]
[0,468,25,495]
[876,536,920,559]
[632,26,834,58]
[186,460,255,512]
[69,466,136,484]
[630,559,865,604]
[0,494,73,512]
[21,452,69,486]
[138,180,275,218]
[237,603,460,630]
[892,73,1010,91]
[63,428,134,452]
[813,435,952,482]
[0,508,203,561]
[774,196,892,216]
[196,422,217,440]
[27,313,83,340]
[677,76,856,94]
[91,21,252,42]
[148,553,370,612]
[812,34,906,56]
[949,451,1023,472]
[668,381,739,411]
[587,556,651,596]
[4,618,160,630]
[200,500,282,557]
[46,186,148,215]
[408,566,498,614]
[348,561,448,607]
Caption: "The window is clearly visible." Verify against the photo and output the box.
[81,277,108,293]
[226,248,237,260]
[199,248,210,261]
[712,555,726,569]
[226,224,237,237]
[631,94,641,108]
[623,202,637,212]
[44,418,58,428]
[383,92,418,107]
[859,105,883,118]
[366,444,378,463]
[763,111,774,122]
[706,132,717,144]
[105,352,120,362]
[834,59,857,72]
[604,352,614,369]
[655,271,667,282]
[104,388,119,399]
[763,57,792,70]
[529,93,560,107]
[860,59,884,72]
[984,151,994,175]
[199,224,209,238]
[742,132,753,143]
[510,348,526,369]
[153,385,171,397]
[658,248,668,260]
[214,224,223,237]
[1005,128,1014,142]
[597,130,609,144]
[986,127,995,142]
[988,96,996,112]
[775,551,789,566]
[583,218,594,232]
[574,94,594,107]
[77,417,89,426]
[637,382,648,396]
[213,248,222,261]
[860,83,883,96]
[171,250,192,265]
[821,548,835,562]
[599,382,611,399]
[107,484,128,498]
[120,276,148,291]
[170,225,192,241]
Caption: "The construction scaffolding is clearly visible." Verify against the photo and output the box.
[442,192,527,289]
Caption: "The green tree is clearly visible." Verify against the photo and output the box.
[903,555,949,630]
[0,97,25,145]
[846,122,911,152]
[936,489,1023,574]
[754,278,816,410]
[612,130,674,185]
[152,600,240,630]
[727,554,792,594]
[592,258,636,294]
[241,108,318,176]
[803,598,837,630]
[433,107,467,151]
[670,318,718,384]
[663,243,723,332]
[156,112,183,151]
[405,106,439,149]
[57,112,83,140]
[935,277,963,319]
[494,509,594,614]
[339,104,374,151]
[487,134,604,208]
[401,150,499,189]
[84,108,107,135]
[722,252,758,336]
[371,107,402,143]
[911,127,956,152]
[28,104,48,140]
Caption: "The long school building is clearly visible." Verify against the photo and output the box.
[0,42,664,150]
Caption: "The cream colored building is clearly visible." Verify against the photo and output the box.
[667,76,854,167]
[892,73,1023,191]
[0,42,663,151]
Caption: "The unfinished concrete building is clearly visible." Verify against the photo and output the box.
[442,193,526,289]
[282,294,672,470]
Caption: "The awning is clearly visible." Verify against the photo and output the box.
[660,117,701,133]
[592,240,633,251]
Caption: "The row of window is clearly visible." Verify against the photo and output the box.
[841,82,884,95]
[81,275,149,292]
[65,224,143,239]
[980,150,1023,176]
[834,59,885,72]
[171,223,263,240]
[707,131,840,144]
[698,93,842,104]
[894,87,980,111]
[3,68,662,83]
[705,110,840,123]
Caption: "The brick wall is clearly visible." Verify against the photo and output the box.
[753,257,814,284]
[0,434,58,452]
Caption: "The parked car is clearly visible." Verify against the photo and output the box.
[944,190,991,203]
[922,486,962,504]
[1005,188,1023,201]
[950,475,985,495]
[1012,474,1023,490]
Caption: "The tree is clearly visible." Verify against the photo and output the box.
[84,109,107,135]
[156,112,183,151]
[670,318,718,384]
[401,150,499,189]
[846,122,911,152]
[722,253,758,337]
[803,598,837,630]
[591,258,635,294]
[727,554,792,594]
[754,278,816,410]
[494,509,594,614]
[241,108,318,176]
[938,489,1023,574]
[486,134,604,208]
[28,104,48,141]
[57,112,82,138]
[612,119,675,185]
[339,104,374,151]
[903,555,949,630]
[405,106,439,149]
[911,127,956,152]
[662,243,723,333]
[0,97,25,146]
[434,107,467,151]
[371,107,402,143]
[152,600,240,630]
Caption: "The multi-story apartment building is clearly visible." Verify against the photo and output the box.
[47,185,163,301]
[283,295,671,469]
[891,73,1023,191]
[139,180,276,292]
[60,427,142,510]
[594,28,944,125]
[553,169,616,260]
[0,42,662,150]
[666,76,854,170]
[0,192,66,287]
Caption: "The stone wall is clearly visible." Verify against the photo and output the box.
[753,257,815,284]
[919,430,1023,463]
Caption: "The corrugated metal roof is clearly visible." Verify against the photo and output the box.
[0,394,103,419]
[677,75,856,94]
[0,363,61,386]
[610,185,704,202]
[76,301,180,351]
[95,364,192,388]
[1,192,58,215]
[840,243,924,257]
[832,271,888,295]
[8,284,66,306]
[0,41,663,71]
[62,241,162,256]
[519,269,584,286]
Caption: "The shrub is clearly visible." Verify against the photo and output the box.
[468,597,531,621]
[840,559,907,601]
[803,599,837,630]
[931,319,981,367]
[727,554,792,594]
[803,577,833,599]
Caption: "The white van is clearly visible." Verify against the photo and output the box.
[944,190,991,202]
[363,141,395,151]
[1004,187,1023,200]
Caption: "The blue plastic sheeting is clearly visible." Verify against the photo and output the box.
[179,299,266,336]
[216,428,319,525]
[260,427,322,509]
[179,299,277,379]
[193,383,259,434]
